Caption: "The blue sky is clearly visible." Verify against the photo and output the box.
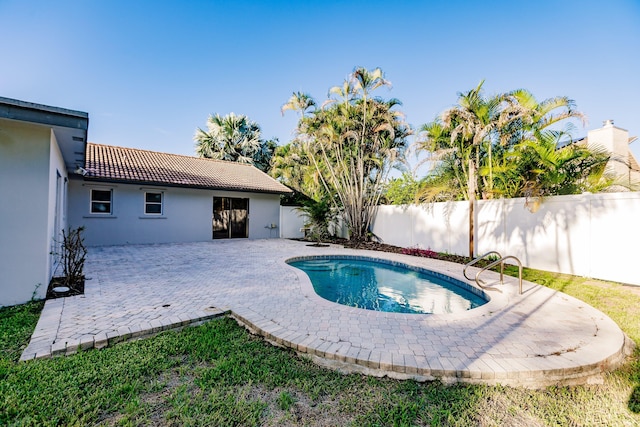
[1,0,639,166]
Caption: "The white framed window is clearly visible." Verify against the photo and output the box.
[90,189,112,214]
[144,191,163,215]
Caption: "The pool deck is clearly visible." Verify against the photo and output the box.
[21,239,632,388]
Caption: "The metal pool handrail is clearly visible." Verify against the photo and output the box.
[463,251,502,280]
[475,255,523,295]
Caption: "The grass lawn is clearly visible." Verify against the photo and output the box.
[1,267,640,426]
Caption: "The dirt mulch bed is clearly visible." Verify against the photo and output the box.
[46,277,85,299]
[324,237,473,265]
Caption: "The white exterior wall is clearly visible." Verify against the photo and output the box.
[47,131,68,278]
[68,180,282,246]
[371,193,640,285]
[247,192,283,239]
[0,120,62,306]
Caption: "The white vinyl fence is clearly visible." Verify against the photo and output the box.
[279,205,349,239]
[279,192,640,285]
[279,206,307,239]
[370,192,640,286]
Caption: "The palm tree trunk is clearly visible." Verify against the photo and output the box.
[468,157,476,258]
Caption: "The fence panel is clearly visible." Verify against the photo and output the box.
[368,193,640,286]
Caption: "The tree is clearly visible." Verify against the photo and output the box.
[490,89,608,199]
[281,67,411,240]
[270,140,327,201]
[418,81,504,256]
[252,138,279,173]
[418,83,598,257]
[514,131,610,199]
[383,172,426,205]
[281,91,316,118]
[194,112,277,172]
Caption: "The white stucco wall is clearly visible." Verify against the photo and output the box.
[371,193,640,285]
[0,120,61,306]
[68,180,282,246]
[247,192,283,239]
[47,131,68,278]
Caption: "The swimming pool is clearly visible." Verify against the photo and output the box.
[288,256,488,314]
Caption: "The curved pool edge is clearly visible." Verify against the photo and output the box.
[284,252,513,322]
[229,299,631,389]
[241,243,631,388]
[286,254,491,316]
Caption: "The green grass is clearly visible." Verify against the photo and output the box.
[1,268,640,426]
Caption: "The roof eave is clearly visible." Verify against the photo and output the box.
[0,97,89,173]
[82,176,293,195]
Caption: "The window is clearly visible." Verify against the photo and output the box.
[90,189,112,214]
[144,192,163,215]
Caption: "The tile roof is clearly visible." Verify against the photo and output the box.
[84,143,292,194]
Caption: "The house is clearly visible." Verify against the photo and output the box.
[0,97,291,307]
[580,120,640,188]
[68,143,291,245]
[1,97,88,307]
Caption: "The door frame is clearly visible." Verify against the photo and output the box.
[212,196,249,239]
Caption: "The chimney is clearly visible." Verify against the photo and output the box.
[588,120,629,179]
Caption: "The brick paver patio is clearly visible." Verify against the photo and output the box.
[21,239,631,388]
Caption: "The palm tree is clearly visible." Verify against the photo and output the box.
[194,113,276,172]
[515,130,610,199]
[312,69,408,240]
[296,198,336,243]
[282,67,411,240]
[418,84,594,257]
[281,92,316,117]
[417,119,469,202]
[492,90,591,199]
[270,141,327,201]
[502,89,585,139]
[252,138,278,173]
[421,81,502,257]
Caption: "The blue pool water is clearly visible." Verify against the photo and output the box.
[288,257,487,314]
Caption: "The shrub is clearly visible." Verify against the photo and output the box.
[401,247,438,258]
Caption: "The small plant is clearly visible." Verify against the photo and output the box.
[62,226,87,291]
[31,283,42,301]
[51,226,87,293]
[296,198,335,245]
[401,247,438,259]
[276,391,295,411]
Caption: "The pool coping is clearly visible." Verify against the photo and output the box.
[233,246,633,387]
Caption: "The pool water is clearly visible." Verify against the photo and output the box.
[288,257,487,314]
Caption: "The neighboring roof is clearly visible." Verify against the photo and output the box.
[628,150,640,172]
[84,143,292,194]
[0,97,88,171]
[570,135,640,172]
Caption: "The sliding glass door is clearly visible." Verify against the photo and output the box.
[212,197,249,239]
